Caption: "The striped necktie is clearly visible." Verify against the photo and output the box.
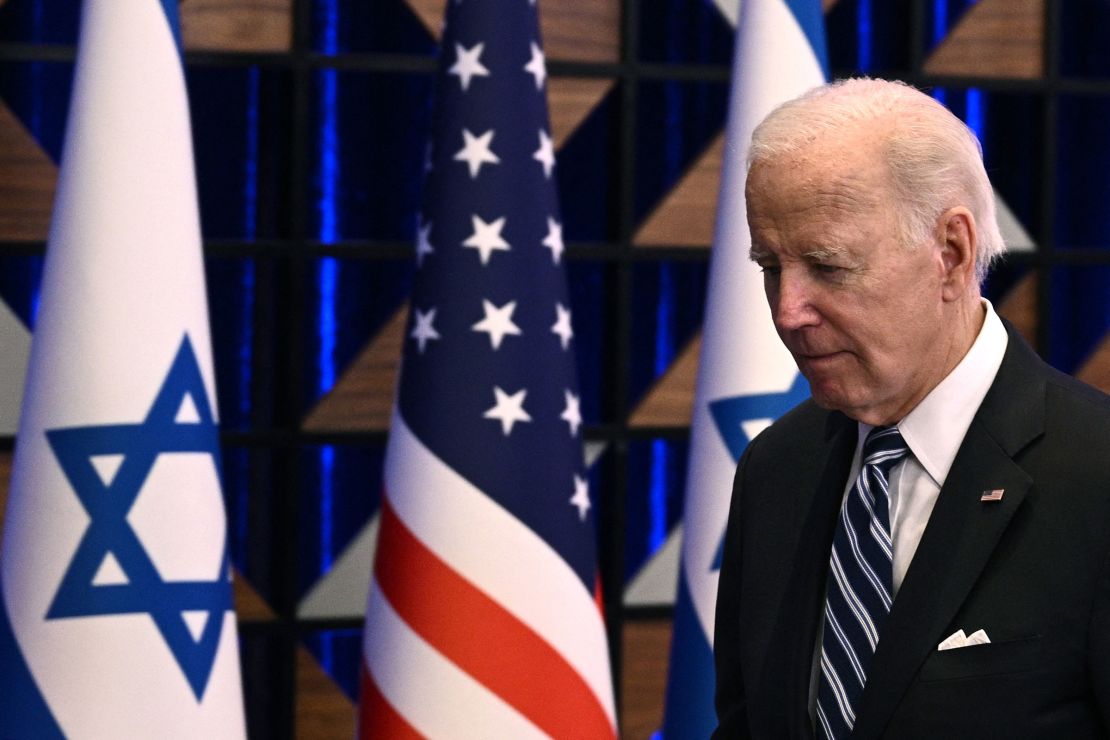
[816,425,909,739]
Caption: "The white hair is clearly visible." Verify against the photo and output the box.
[747,78,1005,284]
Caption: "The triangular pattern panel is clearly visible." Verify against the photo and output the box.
[180,0,292,52]
[924,0,1044,79]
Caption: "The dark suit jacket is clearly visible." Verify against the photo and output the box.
[713,324,1110,739]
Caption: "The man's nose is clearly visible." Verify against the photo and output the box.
[771,273,820,331]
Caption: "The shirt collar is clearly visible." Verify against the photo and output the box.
[892,299,1009,487]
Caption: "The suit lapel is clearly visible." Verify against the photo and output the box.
[758,412,856,739]
[851,324,1047,739]
[850,422,1032,738]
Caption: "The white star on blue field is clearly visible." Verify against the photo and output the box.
[45,335,232,701]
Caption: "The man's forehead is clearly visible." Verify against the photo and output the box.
[746,146,896,262]
[748,138,889,205]
[748,162,885,214]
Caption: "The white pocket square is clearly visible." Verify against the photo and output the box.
[938,628,991,651]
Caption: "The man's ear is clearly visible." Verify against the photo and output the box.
[937,206,977,301]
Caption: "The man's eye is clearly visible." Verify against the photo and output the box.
[758,264,781,276]
[814,263,843,275]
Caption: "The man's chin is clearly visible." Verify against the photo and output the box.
[806,383,851,414]
[791,364,856,413]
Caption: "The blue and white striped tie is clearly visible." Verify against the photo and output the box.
[816,425,909,739]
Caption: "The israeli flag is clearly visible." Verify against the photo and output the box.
[661,1,827,735]
[0,0,246,736]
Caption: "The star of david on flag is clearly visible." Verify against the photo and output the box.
[45,336,232,701]
[661,0,827,736]
[0,0,245,735]
[704,372,810,572]
[708,371,812,467]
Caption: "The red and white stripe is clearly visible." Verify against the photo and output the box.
[359,411,617,738]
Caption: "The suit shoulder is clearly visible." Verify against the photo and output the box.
[1044,367,1110,415]
[1042,371,1110,455]
[992,335,1110,458]
[1005,330,1110,418]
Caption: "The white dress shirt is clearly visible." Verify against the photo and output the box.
[808,299,1009,718]
[845,299,1008,594]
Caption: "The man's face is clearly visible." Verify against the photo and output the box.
[745,140,954,425]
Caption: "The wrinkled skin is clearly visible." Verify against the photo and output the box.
[745,134,984,425]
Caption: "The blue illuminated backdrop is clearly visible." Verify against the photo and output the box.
[0,0,1108,734]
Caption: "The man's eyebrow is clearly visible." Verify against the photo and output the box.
[748,246,849,262]
[803,246,848,261]
[749,246,774,262]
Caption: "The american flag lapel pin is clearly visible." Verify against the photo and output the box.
[981,489,1005,502]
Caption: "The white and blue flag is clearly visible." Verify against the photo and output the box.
[661,0,827,735]
[0,0,246,736]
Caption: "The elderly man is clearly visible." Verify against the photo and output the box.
[713,78,1110,739]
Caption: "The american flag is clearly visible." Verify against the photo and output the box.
[357,0,617,737]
